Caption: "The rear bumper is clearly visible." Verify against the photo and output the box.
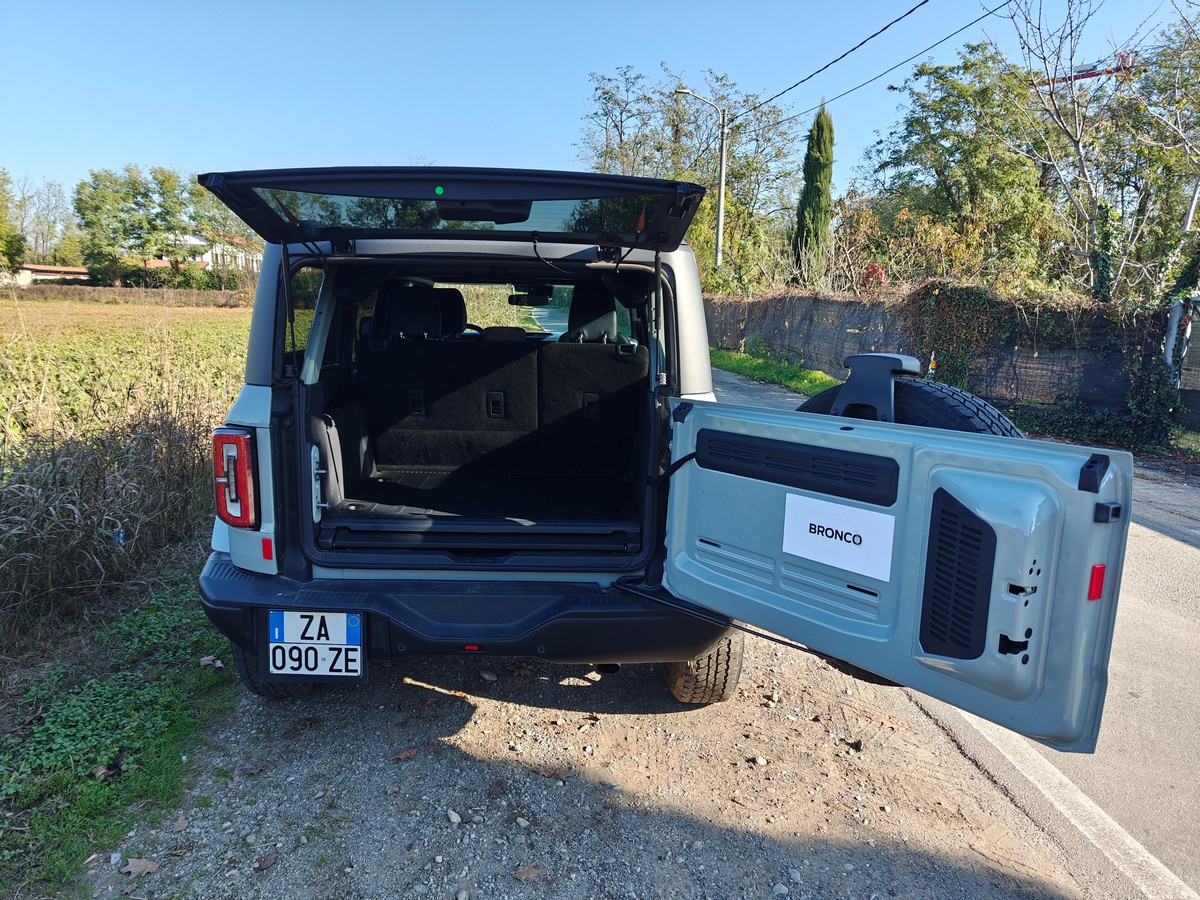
[198,552,728,669]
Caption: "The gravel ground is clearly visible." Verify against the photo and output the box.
[84,637,1093,900]
[78,370,1135,898]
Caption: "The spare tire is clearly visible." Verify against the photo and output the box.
[799,377,1023,438]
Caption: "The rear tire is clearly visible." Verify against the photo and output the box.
[799,378,1023,437]
[231,642,321,699]
[663,630,744,704]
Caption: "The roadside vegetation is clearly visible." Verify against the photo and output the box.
[709,346,840,399]
[0,279,549,893]
[0,565,235,893]
[0,284,255,893]
[576,4,1200,453]
[0,297,250,648]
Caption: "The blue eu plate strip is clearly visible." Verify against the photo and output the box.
[269,610,285,643]
[346,614,362,646]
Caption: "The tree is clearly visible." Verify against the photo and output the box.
[145,166,193,268]
[867,43,1059,287]
[188,182,264,288]
[792,105,834,285]
[73,165,248,286]
[578,65,802,293]
[1003,0,1197,301]
[24,180,71,261]
[0,168,25,273]
[74,168,137,284]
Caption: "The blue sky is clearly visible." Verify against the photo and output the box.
[0,1,1164,196]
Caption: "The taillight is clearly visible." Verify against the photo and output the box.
[213,427,257,528]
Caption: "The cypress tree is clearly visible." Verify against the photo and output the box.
[793,104,834,284]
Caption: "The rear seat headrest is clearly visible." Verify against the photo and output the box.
[561,282,618,343]
[373,282,443,341]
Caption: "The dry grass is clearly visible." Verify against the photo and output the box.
[12,283,253,307]
[0,295,250,649]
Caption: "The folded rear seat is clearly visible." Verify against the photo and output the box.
[360,283,539,471]
[538,283,649,473]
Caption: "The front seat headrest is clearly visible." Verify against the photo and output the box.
[434,288,468,337]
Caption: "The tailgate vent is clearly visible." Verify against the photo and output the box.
[919,489,995,660]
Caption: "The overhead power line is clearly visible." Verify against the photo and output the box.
[777,1,1009,128]
[735,0,934,123]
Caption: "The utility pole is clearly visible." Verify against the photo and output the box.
[675,87,728,268]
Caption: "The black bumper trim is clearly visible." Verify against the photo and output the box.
[198,552,729,668]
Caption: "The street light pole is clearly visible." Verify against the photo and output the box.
[675,87,728,268]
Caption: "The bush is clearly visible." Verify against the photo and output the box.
[900,281,1017,388]
[0,300,249,648]
[0,395,213,646]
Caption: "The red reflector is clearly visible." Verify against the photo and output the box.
[462,645,481,652]
[1087,564,1106,601]
[261,537,273,561]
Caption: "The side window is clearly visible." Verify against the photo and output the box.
[281,266,323,376]
[351,289,379,366]
[615,302,632,338]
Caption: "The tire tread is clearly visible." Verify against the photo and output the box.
[231,642,319,699]
[800,378,1022,438]
[663,631,745,704]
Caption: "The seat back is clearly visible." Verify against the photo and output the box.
[358,284,539,469]
[434,287,469,338]
[540,280,648,471]
[559,282,620,343]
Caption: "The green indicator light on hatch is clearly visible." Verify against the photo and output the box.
[434,185,444,196]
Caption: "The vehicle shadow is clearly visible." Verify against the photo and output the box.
[102,650,1084,900]
[387,652,700,716]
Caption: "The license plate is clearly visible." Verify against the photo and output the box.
[267,610,363,677]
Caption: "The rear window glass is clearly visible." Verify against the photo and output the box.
[452,285,534,331]
[252,189,661,244]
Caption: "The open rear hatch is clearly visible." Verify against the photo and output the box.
[198,167,705,251]
[200,168,704,569]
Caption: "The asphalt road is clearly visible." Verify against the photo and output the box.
[711,367,1200,897]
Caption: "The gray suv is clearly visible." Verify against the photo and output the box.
[198,167,1131,752]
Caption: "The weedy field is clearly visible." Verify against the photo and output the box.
[0,293,254,892]
[0,296,252,646]
[0,282,542,648]
[0,283,550,893]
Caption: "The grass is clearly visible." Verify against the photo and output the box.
[0,562,236,894]
[0,278,542,892]
[0,291,246,890]
[709,346,842,398]
[0,299,250,439]
[0,295,250,648]
[453,283,540,330]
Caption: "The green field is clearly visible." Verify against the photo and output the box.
[0,295,254,892]
[0,296,253,647]
[1,298,251,439]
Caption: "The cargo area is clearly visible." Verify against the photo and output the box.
[302,276,655,556]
